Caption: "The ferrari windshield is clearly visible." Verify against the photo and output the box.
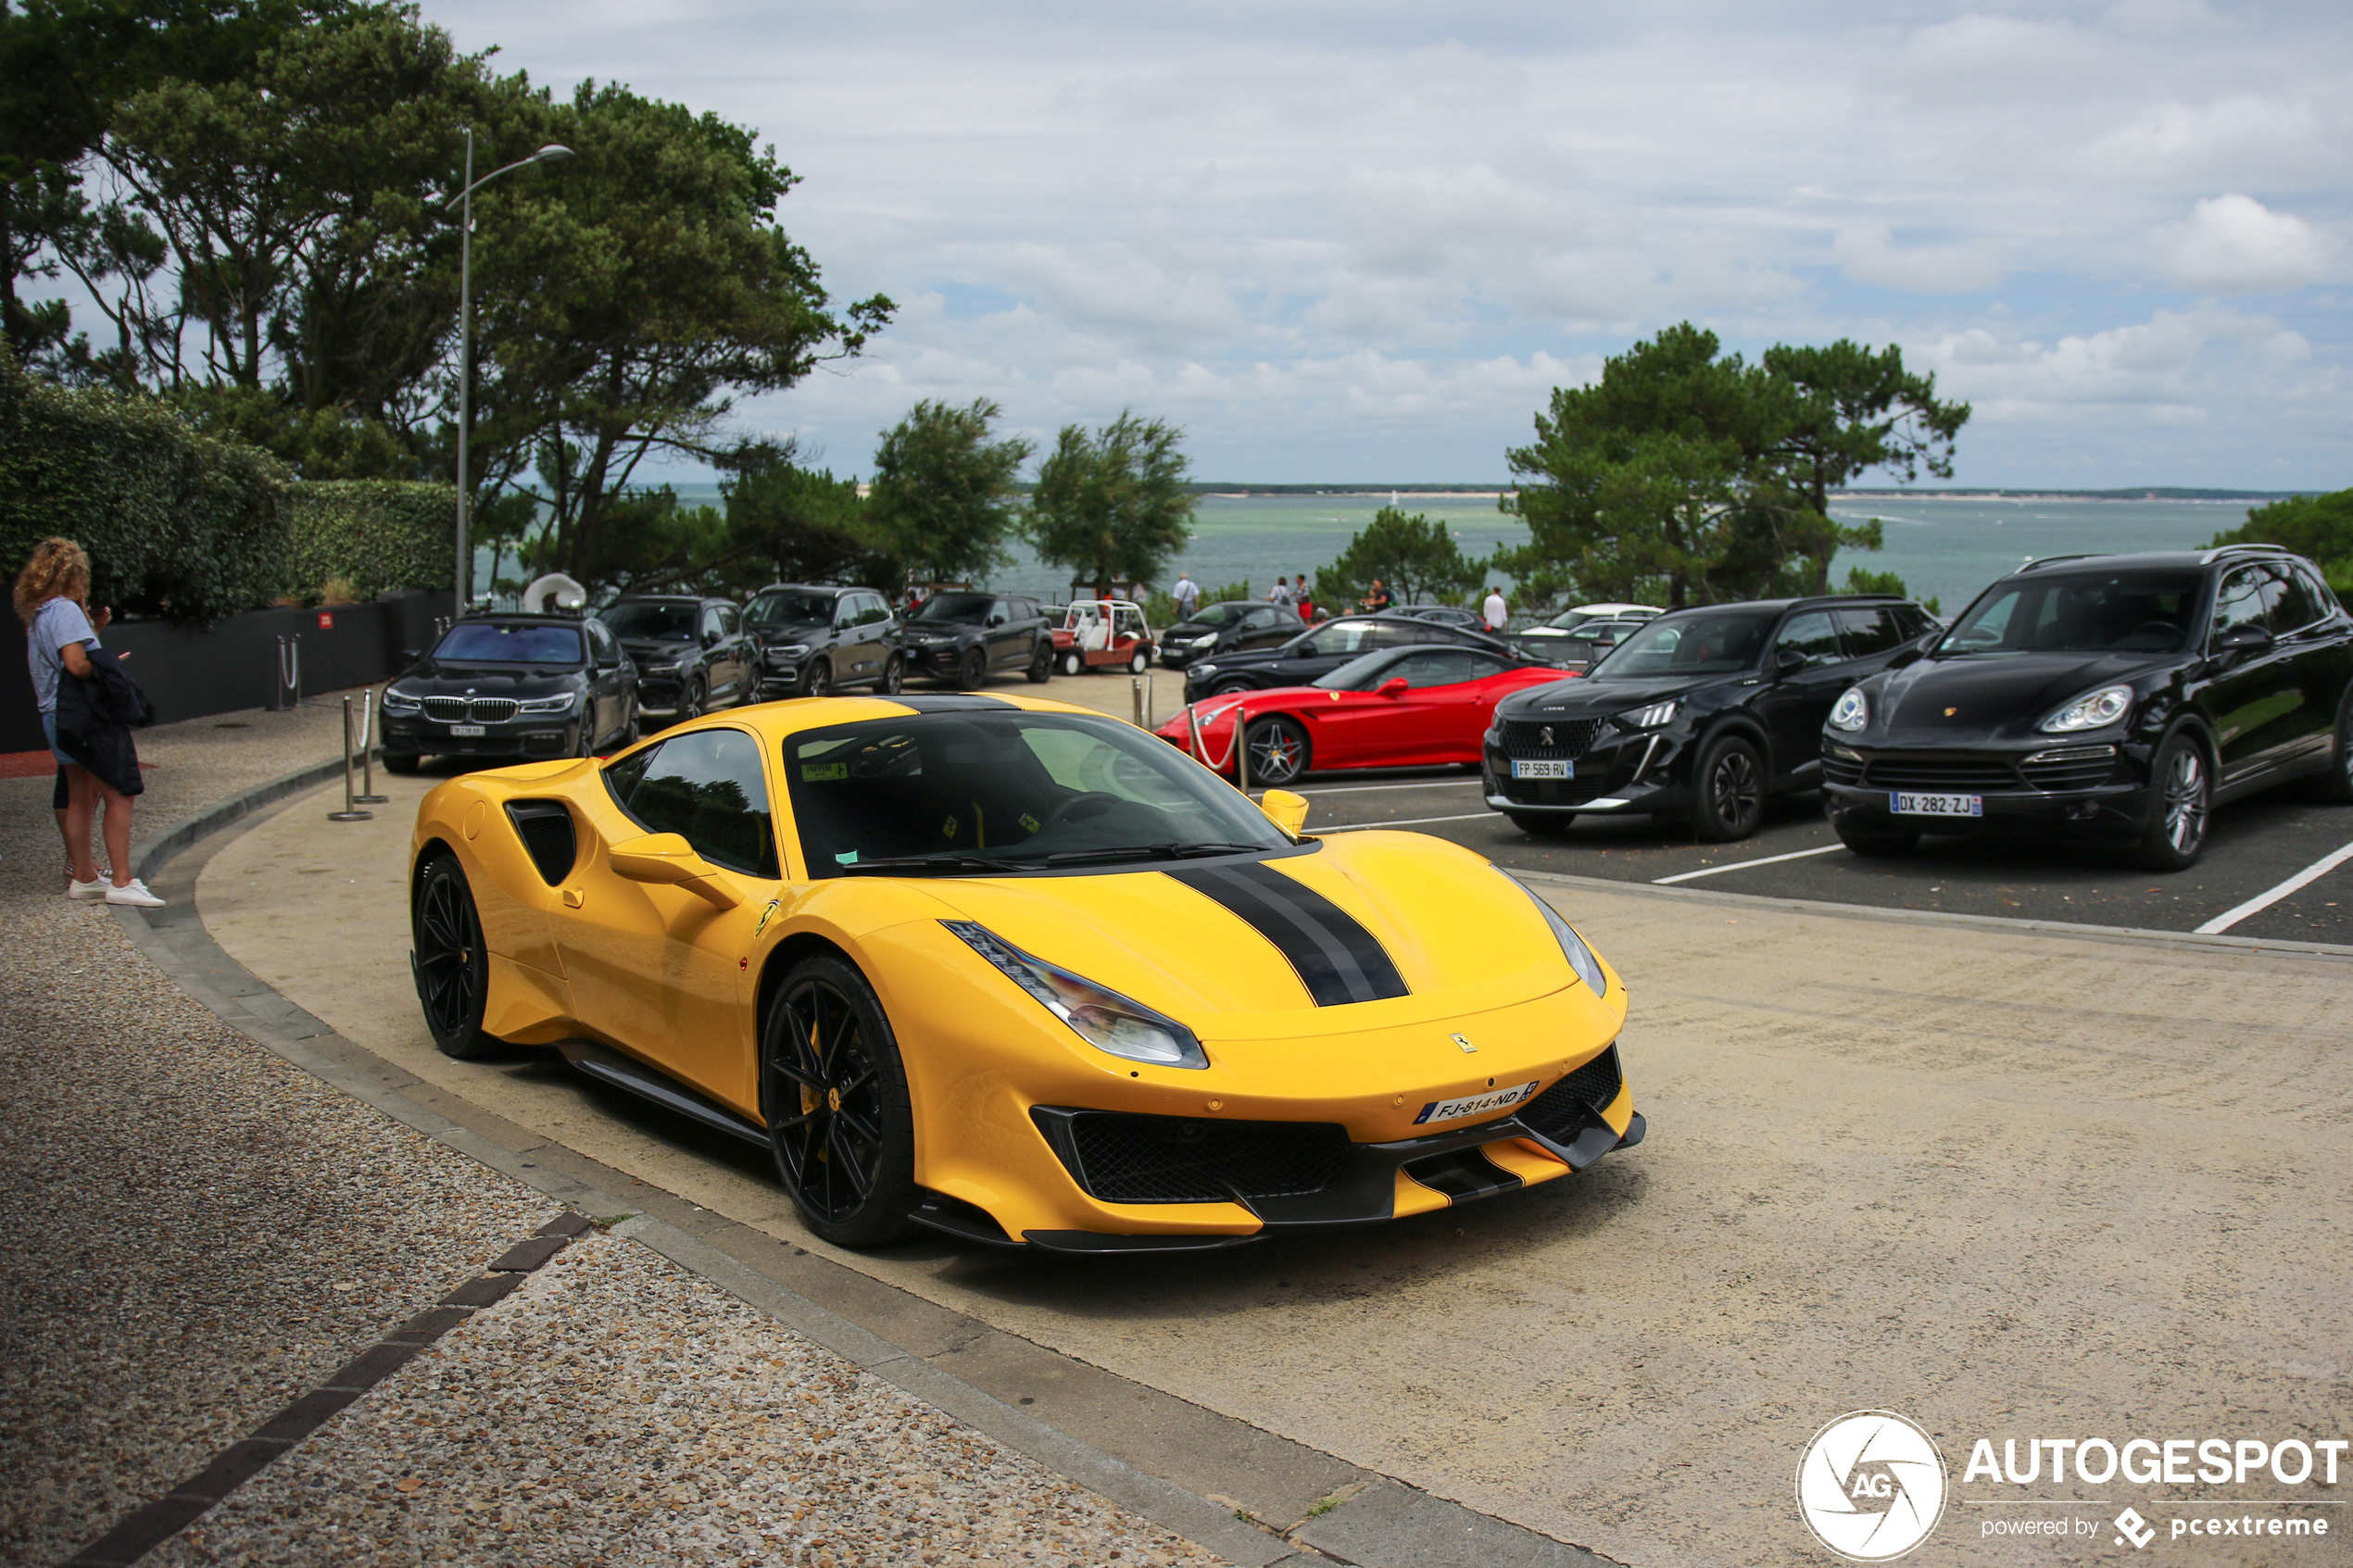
[784,712,1289,876]
[599,602,698,640]
[1588,612,1771,679]
[434,623,583,664]
[1938,571,2203,657]
[910,594,993,624]
[746,591,837,627]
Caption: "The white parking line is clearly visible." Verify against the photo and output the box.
[1295,779,1484,796]
[2192,838,2353,935]
[1652,844,1844,884]
[1317,812,1497,833]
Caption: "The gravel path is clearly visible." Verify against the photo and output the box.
[0,696,1217,1566]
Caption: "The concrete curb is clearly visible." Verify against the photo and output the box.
[108,770,1619,1568]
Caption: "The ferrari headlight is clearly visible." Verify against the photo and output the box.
[1615,699,1678,730]
[517,691,579,714]
[380,685,421,714]
[1828,686,1869,733]
[2041,684,2133,733]
[1503,873,1608,997]
[942,921,1208,1070]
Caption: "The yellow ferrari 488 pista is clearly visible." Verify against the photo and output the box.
[409,692,1642,1252]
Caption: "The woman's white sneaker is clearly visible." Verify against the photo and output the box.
[67,876,108,900]
[104,879,165,908]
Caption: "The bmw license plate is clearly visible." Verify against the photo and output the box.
[449,723,486,736]
[1414,1081,1539,1126]
[1890,791,1981,817]
[1513,759,1570,780]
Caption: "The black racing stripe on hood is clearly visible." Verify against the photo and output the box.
[1164,862,1409,1007]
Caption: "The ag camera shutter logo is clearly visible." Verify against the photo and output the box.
[1796,1411,1948,1561]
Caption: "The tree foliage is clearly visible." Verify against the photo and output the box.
[1026,410,1194,595]
[1314,507,1484,610]
[864,396,1031,586]
[1499,323,1969,611]
[2209,489,2353,600]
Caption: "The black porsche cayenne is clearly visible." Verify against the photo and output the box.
[1820,546,2353,871]
[1482,596,1939,840]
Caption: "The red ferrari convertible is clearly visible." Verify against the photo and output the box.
[1156,644,1571,785]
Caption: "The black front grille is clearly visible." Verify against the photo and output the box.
[1497,717,1604,759]
[1519,1045,1623,1142]
[1053,1110,1350,1205]
[505,801,578,884]
[1494,775,1609,806]
[1821,753,1865,786]
[1863,759,2020,791]
[422,696,522,724]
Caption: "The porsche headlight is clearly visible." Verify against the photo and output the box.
[380,685,421,714]
[2041,684,2133,733]
[1503,873,1609,997]
[1615,699,1678,730]
[1190,662,1218,680]
[1828,686,1869,733]
[942,921,1208,1070]
[517,691,579,714]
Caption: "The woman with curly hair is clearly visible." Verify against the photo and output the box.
[15,537,162,907]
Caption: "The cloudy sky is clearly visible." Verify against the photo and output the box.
[418,0,2351,487]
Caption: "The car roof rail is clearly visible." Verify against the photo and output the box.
[2013,553,2103,572]
[2198,544,2289,565]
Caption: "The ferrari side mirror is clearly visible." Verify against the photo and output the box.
[1259,788,1311,839]
[609,832,740,909]
[1378,677,1409,697]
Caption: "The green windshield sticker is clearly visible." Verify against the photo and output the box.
[802,762,849,782]
[835,849,860,864]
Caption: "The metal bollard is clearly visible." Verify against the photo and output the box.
[272,634,304,710]
[1237,709,1250,797]
[1130,673,1146,729]
[353,687,389,804]
[328,695,372,822]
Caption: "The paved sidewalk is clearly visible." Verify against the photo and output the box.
[0,698,1217,1567]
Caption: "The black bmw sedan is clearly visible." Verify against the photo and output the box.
[381,614,637,771]
[1182,613,1515,701]
[1820,547,2353,870]
[1481,596,1938,839]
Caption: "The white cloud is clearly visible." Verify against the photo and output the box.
[2161,194,2334,292]
[1921,306,2315,420]
[1831,226,2006,294]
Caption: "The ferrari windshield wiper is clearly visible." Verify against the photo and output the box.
[835,853,1033,877]
[1041,842,1265,867]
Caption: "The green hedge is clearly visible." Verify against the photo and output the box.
[285,480,455,602]
[1,341,455,621]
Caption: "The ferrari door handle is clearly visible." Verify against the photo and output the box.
[562,888,585,908]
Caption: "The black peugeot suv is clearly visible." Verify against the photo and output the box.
[1820,547,2353,870]
[1481,596,1939,840]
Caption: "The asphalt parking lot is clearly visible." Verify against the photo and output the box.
[1284,766,2353,947]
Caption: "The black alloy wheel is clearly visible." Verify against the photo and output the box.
[1245,715,1310,787]
[1028,641,1054,683]
[877,653,905,696]
[1692,734,1766,841]
[2315,688,2353,805]
[677,674,707,722]
[954,646,987,690]
[618,712,640,747]
[2136,731,2210,872]
[412,855,497,1060]
[760,955,917,1247]
[574,718,598,759]
[1212,677,1254,697]
[799,658,834,699]
[1059,647,1085,677]
[1507,811,1573,834]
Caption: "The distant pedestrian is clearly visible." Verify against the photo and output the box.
[1363,579,1392,613]
[1172,572,1199,622]
[1266,579,1293,608]
[1481,584,1508,632]
[16,538,162,907]
[1294,575,1313,622]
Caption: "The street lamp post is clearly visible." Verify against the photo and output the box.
[450,132,573,615]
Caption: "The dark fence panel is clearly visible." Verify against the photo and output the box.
[2,590,454,751]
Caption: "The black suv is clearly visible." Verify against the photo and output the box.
[381,613,638,771]
[897,592,1055,687]
[1182,613,1516,701]
[1158,600,1304,668]
[1821,547,2353,870]
[598,596,759,719]
[1482,596,1938,839]
[744,583,903,697]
